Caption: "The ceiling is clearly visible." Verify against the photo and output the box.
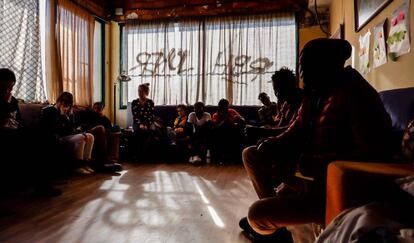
[79,0,309,21]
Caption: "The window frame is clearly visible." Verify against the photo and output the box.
[94,17,106,105]
[119,23,128,109]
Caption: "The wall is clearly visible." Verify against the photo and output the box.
[330,0,414,91]
[299,25,328,51]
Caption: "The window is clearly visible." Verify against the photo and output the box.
[0,0,46,102]
[93,19,105,104]
[121,13,297,106]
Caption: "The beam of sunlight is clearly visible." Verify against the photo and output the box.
[207,205,225,228]
[193,181,210,204]
[192,179,225,228]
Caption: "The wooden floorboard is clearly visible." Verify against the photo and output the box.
[0,163,257,243]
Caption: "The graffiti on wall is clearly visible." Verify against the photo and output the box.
[128,48,274,84]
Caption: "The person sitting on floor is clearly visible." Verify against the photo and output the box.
[239,38,393,242]
[41,92,95,175]
[211,98,245,163]
[246,68,303,144]
[0,68,61,197]
[257,92,277,127]
[76,102,122,172]
[188,101,212,164]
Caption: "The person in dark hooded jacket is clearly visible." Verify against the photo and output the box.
[239,39,392,241]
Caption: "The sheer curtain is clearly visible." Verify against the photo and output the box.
[55,0,94,106]
[123,13,296,106]
[124,19,203,105]
[0,0,46,102]
[205,13,296,105]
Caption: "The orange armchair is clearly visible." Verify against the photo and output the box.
[325,161,414,226]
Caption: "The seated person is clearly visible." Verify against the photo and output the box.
[246,68,303,144]
[0,68,61,197]
[187,101,212,164]
[173,104,189,138]
[167,104,190,145]
[76,102,122,172]
[257,92,277,127]
[211,98,245,163]
[131,83,161,160]
[239,39,392,241]
[41,92,95,175]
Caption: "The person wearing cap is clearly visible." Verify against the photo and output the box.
[239,38,392,241]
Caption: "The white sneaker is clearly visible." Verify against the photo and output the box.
[188,156,195,164]
[84,166,95,173]
[193,155,202,163]
[75,167,91,175]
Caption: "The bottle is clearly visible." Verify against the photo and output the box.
[206,149,211,164]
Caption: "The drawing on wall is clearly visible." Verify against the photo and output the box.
[387,0,411,58]
[359,31,371,75]
[373,20,387,68]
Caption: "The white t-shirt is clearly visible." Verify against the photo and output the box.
[188,112,211,127]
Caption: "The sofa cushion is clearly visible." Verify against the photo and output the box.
[379,87,414,132]
[18,103,45,128]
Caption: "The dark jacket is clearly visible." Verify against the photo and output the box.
[0,97,22,129]
[272,66,392,179]
[40,105,76,140]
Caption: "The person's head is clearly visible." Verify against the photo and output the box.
[300,38,352,93]
[258,92,271,106]
[218,99,230,114]
[271,67,297,101]
[56,92,73,115]
[194,101,205,115]
[93,102,104,115]
[0,68,16,102]
[176,104,187,117]
[138,83,150,100]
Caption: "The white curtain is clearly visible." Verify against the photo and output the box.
[123,13,296,106]
[55,0,95,107]
[0,0,46,102]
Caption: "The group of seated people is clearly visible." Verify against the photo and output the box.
[0,68,122,196]
[129,82,247,164]
[128,66,305,165]
[1,37,409,241]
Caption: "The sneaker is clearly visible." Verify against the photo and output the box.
[239,217,293,243]
[99,163,123,173]
[193,155,203,164]
[239,217,251,231]
[83,166,95,173]
[75,167,91,175]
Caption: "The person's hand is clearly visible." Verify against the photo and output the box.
[139,124,146,130]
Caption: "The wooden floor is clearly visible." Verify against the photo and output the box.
[0,163,257,243]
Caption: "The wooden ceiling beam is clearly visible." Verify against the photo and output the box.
[115,0,307,21]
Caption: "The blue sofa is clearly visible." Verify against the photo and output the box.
[379,87,414,153]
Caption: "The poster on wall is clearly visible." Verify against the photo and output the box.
[359,31,371,75]
[387,0,411,58]
[373,20,388,68]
